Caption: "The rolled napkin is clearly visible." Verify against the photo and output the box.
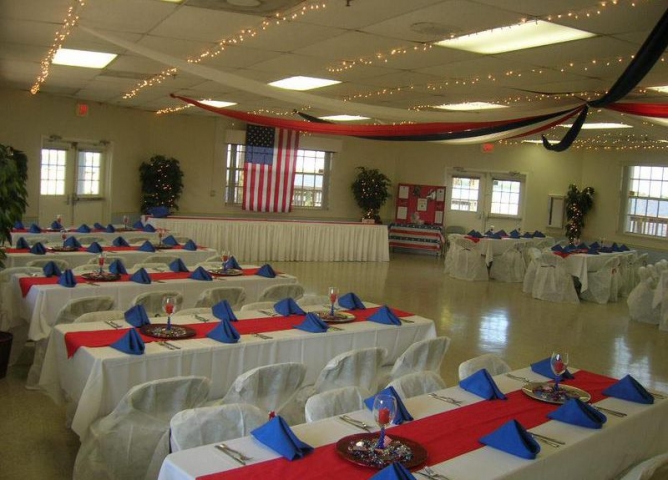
[251,415,313,461]
[294,312,329,333]
[112,236,130,247]
[368,305,402,326]
[42,261,62,278]
[132,220,143,229]
[110,328,145,355]
[189,266,213,281]
[105,224,116,233]
[212,300,237,321]
[551,244,563,252]
[338,292,366,310]
[183,239,198,251]
[64,236,82,248]
[364,386,414,425]
[30,242,47,255]
[143,224,156,232]
[224,256,242,270]
[129,268,152,284]
[29,223,42,233]
[109,259,128,275]
[274,297,306,316]
[51,221,63,230]
[370,463,416,480]
[15,237,29,249]
[168,258,189,273]
[138,240,156,252]
[547,398,607,428]
[57,269,77,288]
[77,223,91,233]
[206,316,240,343]
[459,368,506,400]
[94,222,105,230]
[161,234,179,246]
[14,220,24,229]
[602,374,654,404]
[533,231,546,238]
[530,357,574,380]
[522,232,533,238]
[86,242,103,254]
[479,419,540,459]
[124,304,151,327]
[256,263,276,278]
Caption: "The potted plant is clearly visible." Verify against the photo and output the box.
[350,167,391,224]
[0,144,29,268]
[139,155,184,216]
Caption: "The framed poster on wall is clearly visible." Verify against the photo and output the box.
[394,183,446,225]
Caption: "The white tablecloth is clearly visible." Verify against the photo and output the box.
[562,251,635,292]
[9,228,159,245]
[40,305,435,437]
[159,367,668,480]
[448,235,554,266]
[148,217,390,262]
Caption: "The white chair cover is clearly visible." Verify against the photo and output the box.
[489,243,526,283]
[195,262,224,270]
[169,403,267,452]
[240,301,277,312]
[87,255,125,264]
[141,254,181,265]
[297,295,330,307]
[522,247,543,293]
[458,353,512,381]
[386,371,446,399]
[73,376,211,480]
[73,264,106,274]
[24,235,50,246]
[531,252,579,304]
[580,256,621,304]
[127,236,151,245]
[130,262,171,271]
[77,235,105,245]
[130,291,183,317]
[617,254,633,296]
[25,258,71,270]
[74,310,126,323]
[448,237,488,281]
[258,283,305,302]
[634,253,649,286]
[194,286,246,308]
[377,336,451,387]
[618,453,668,480]
[627,275,660,325]
[173,307,213,317]
[304,386,366,423]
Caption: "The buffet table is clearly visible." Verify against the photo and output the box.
[388,223,444,256]
[147,217,390,262]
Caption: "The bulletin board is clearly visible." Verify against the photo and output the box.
[394,183,446,225]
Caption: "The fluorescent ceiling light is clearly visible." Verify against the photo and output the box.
[521,139,545,144]
[435,20,595,54]
[648,85,668,93]
[52,48,117,68]
[434,102,508,111]
[200,99,236,108]
[559,123,632,129]
[269,76,340,91]
[319,115,370,121]
[160,0,183,3]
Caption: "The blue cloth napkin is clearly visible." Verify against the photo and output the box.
[94,222,105,230]
[294,312,329,333]
[64,236,82,248]
[370,463,416,480]
[497,229,507,237]
[338,292,366,310]
[148,206,170,218]
[467,230,483,238]
[16,237,29,249]
[368,305,402,326]
[251,415,313,461]
[129,268,152,284]
[274,297,306,316]
[479,419,540,459]
[183,239,198,251]
[51,221,63,230]
[162,235,179,246]
[168,258,189,272]
[530,357,574,380]
[364,386,414,425]
[459,368,506,400]
[132,220,143,229]
[105,224,115,233]
[620,244,630,251]
[547,398,607,428]
[29,223,42,233]
[206,316,240,343]
[138,240,156,252]
[30,242,47,255]
[77,224,91,233]
[587,248,599,255]
[224,256,242,270]
[189,266,213,281]
[576,242,588,249]
[212,300,238,321]
[510,231,520,239]
[522,232,533,238]
[110,328,145,355]
[86,242,103,254]
[551,244,563,252]
[599,247,613,253]
[256,264,276,278]
[42,261,62,278]
[602,374,654,404]
[14,220,24,229]
[109,259,128,275]
[143,224,156,232]
[124,305,151,327]
[533,231,545,238]
[486,232,502,239]
[589,241,600,249]
[112,236,129,247]
[57,269,77,288]
[611,242,620,252]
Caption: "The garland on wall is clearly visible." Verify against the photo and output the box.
[565,184,595,243]
[139,155,184,214]
[0,144,29,267]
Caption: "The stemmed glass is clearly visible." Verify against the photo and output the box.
[61,229,68,242]
[123,215,129,230]
[328,286,339,316]
[373,394,397,449]
[56,214,62,226]
[162,296,177,330]
[221,250,230,269]
[97,252,106,275]
[550,351,569,391]
[158,228,164,246]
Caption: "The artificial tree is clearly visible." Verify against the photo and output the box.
[565,183,595,244]
[350,166,391,223]
[139,155,184,214]
[0,144,29,268]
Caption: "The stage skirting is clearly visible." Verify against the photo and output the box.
[148,217,390,262]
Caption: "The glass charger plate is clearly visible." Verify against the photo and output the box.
[336,432,427,470]
[315,311,356,323]
[140,324,196,339]
[208,268,243,276]
[48,246,79,252]
[522,382,591,404]
[81,272,121,282]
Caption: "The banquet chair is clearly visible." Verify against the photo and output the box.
[258,283,305,302]
[447,237,488,281]
[617,453,668,480]
[24,235,50,246]
[617,254,633,296]
[25,258,71,270]
[131,262,171,271]
[530,252,579,304]
[195,262,223,270]
[304,386,366,423]
[173,307,212,317]
[128,236,151,245]
[142,254,181,265]
[74,310,126,324]
[73,264,106,274]
[627,267,660,325]
[458,353,512,381]
[169,403,267,452]
[489,243,526,283]
[205,254,223,262]
[77,235,105,245]
[522,247,543,293]
[86,255,125,265]
[73,376,211,480]
[580,256,621,304]
[240,301,278,312]
[376,336,451,388]
[385,371,446,399]
[130,291,183,317]
[194,286,246,308]
[297,294,330,307]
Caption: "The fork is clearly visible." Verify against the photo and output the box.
[105,320,121,329]
[339,414,371,432]
[506,373,532,383]
[194,314,209,323]
[428,393,463,406]
[530,432,564,448]
[252,332,272,340]
[215,444,246,465]
[419,465,451,480]
[219,443,251,461]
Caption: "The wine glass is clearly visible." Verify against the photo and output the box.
[373,394,397,449]
[550,351,569,390]
[162,296,177,330]
[61,229,68,242]
[328,286,339,316]
[221,250,230,269]
[158,229,164,246]
[97,252,106,275]
[56,214,62,226]
[123,215,129,230]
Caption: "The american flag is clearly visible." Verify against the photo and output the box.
[243,124,300,212]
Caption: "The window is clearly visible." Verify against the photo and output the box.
[490,179,521,215]
[76,151,102,195]
[40,149,67,195]
[624,165,668,238]
[225,144,331,208]
[450,176,479,211]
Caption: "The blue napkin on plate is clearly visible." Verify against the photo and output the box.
[224,256,242,270]
[368,305,402,326]
[620,244,630,251]
[110,328,145,355]
[338,292,366,310]
[143,224,156,232]
[77,224,91,233]
[468,230,483,238]
[132,220,143,229]
[29,223,42,233]
[530,357,574,380]
[169,258,189,272]
[602,374,654,404]
[183,239,198,251]
[551,244,563,252]
[370,463,416,480]
[274,297,305,316]
[124,305,151,327]
[587,248,599,255]
[611,242,621,252]
[42,261,62,278]
[149,206,170,218]
[497,229,507,237]
[189,266,213,281]
[548,398,607,428]
[51,221,63,230]
[94,222,105,230]
[109,259,127,275]
[14,220,24,229]
[105,224,115,233]
[576,242,588,250]
[138,240,156,252]
[294,312,329,333]
[533,231,545,238]
[64,236,82,248]
[206,316,240,343]
[486,232,502,239]
[16,237,29,249]
[162,234,179,246]
[364,386,414,425]
[57,269,77,288]
[86,242,103,254]
[256,264,276,278]
[459,368,506,400]
[30,242,47,255]
[522,231,533,238]
[251,415,313,461]
[212,300,238,321]
[479,419,540,459]
[510,231,520,239]
[589,241,600,249]
[112,236,129,247]
[129,268,152,284]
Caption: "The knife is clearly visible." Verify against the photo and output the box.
[215,444,246,465]
[339,415,370,432]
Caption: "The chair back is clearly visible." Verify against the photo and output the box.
[122,376,211,420]
[131,262,171,271]
[314,347,388,394]
[0,266,42,283]
[131,291,183,316]
[304,386,366,423]
[26,258,71,270]
[258,283,305,302]
[73,264,105,274]
[87,255,125,264]
[56,296,115,325]
[458,353,511,381]
[386,371,446,399]
[195,286,246,308]
[389,336,451,380]
[74,310,126,323]
[240,301,278,312]
[173,307,213,317]
[618,453,668,480]
[142,254,181,265]
[444,225,466,235]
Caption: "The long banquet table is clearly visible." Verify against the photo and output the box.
[40,303,435,438]
[561,250,636,293]
[9,227,159,245]
[448,234,554,266]
[147,216,390,262]
[159,367,668,480]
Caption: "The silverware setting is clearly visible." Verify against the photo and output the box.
[428,393,464,406]
[259,309,280,317]
[416,465,451,480]
[530,432,565,448]
[650,391,666,399]
[252,332,272,340]
[591,404,627,417]
[328,325,343,331]
[104,320,122,329]
[339,415,371,432]
[85,281,100,286]
[158,340,181,350]
[506,373,532,383]
[215,443,248,465]
[400,318,415,324]
[194,314,209,323]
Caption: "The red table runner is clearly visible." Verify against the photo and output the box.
[64,306,412,357]
[5,244,202,254]
[198,371,615,480]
